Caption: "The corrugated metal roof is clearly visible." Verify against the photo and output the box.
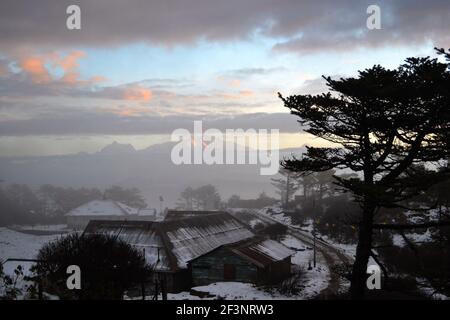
[230,238,294,268]
[84,220,172,271]
[164,210,222,221]
[160,213,254,268]
[83,212,254,272]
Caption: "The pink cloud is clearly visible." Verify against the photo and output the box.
[105,105,152,117]
[239,90,254,97]
[20,56,52,83]
[220,90,255,99]
[230,79,241,88]
[54,51,86,71]
[123,86,153,101]
[19,51,106,86]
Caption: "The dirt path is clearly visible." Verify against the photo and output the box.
[252,212,353,299]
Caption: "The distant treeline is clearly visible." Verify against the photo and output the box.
[253,167,450,246]
[176,184,278,211]
[0,184,147,226]
[226,192,278,209]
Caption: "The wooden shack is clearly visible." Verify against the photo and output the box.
[190,237,294,286]
[83,212,255,292]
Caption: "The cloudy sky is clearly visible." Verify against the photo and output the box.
[0,0,449,156]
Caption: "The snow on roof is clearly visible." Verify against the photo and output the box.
[228,210,276,230]
[138,208,157,215]
[160,213,255,269]
[83,212,255,271]
[230,238,294,268]
[252,239,294,260]
[165,210,220,221]
[115,202,139,215]
[84,220,171,271]
[137,208,167,221]
[66,200,138,216]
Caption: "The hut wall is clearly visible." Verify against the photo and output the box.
[191,247,258,286]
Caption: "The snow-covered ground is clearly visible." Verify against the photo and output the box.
[255,204,450,299]
[389,208,445,248]
[170,282,298,300]
[158,234,330,301]
[257,206,296,226]
[0,227,62,275]
[392,230,434,248]
[11,224,68,232]
[0,227,65,299]
[129,281,308,300]
[281,235,330,299]
[4,222,325,300]
[416,278,449,300]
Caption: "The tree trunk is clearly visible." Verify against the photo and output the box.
[349,202,375,299]
[350,130,376,299]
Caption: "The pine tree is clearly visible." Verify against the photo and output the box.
[271,168,299,208]
[278,48,450,299]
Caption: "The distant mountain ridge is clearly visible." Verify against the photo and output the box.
[99,141,136,154]
[0,141,307,208]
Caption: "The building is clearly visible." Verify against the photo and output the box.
[137,208,167,221]
[164,209,222,221]
[190,237,294,286]
[66,200,163,230]
[83,212,256,292]
[66,200,139,230]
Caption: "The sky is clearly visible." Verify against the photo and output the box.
[0,0,449,156]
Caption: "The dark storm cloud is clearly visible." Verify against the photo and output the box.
[0,0,449,54]
[0,112,300,136]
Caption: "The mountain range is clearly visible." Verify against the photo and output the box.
[0,141,306,207]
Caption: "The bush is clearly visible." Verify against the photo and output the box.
[34,233,152,300]
[259,223,288,240]
[277,269,303,295]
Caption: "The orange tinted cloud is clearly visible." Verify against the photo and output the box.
[107,106,152,117]
[20,51,95,85]
[20,56,51,83]
[61,72,106,85]
[123,86,153,101]
[230,79,241,87]
[239,90,254,97]
[216,76,241,88]
[90,75,107,83]
[61,71,81,84]
[54,51,87,84]
[221,90,255,99]
[55,51,86,71]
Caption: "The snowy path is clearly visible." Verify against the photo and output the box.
[252,210,353,298]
